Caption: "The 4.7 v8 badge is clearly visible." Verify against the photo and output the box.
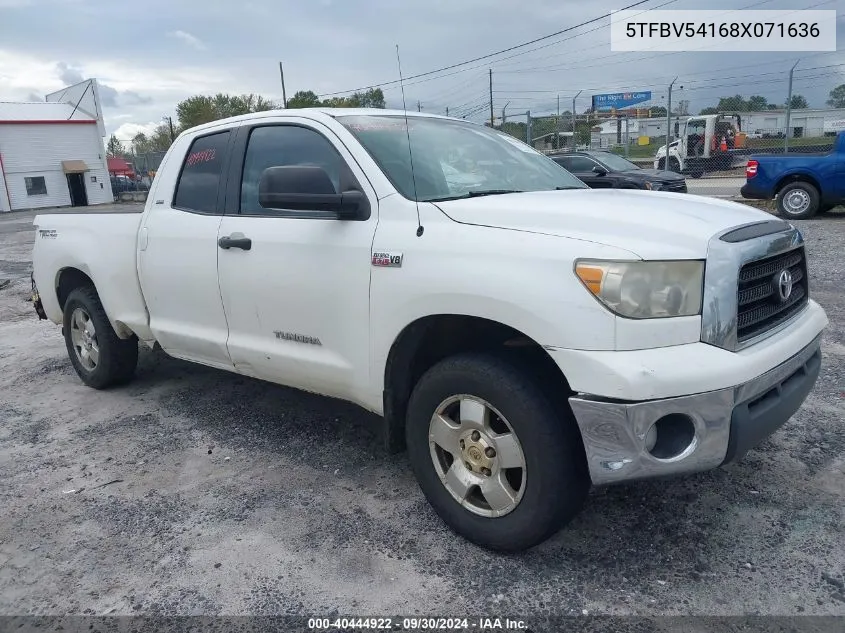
[372,251,403,268]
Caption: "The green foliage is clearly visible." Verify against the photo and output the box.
[131,124,173,154]
[289,87,386,109]
[176,93,277,131]
[699,107,719,115]
[828,84,845,108]
[106,134,125,158]
[787,94,809,109]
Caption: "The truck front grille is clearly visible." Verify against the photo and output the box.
[736,246,808,342]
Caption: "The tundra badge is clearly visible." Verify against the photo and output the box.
[372,251,403,268]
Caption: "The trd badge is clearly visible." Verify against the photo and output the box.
[372,251,403,268]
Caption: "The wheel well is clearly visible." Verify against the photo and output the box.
[56,268,94,310]
[382,315,573,453]
[775,173,821,197]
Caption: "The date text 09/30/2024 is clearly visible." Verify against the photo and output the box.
[307,617,529,630]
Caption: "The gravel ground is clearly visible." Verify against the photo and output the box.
[0,204,843,619]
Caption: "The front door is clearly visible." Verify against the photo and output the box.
[66,173,88,206]
[216,120,378,405]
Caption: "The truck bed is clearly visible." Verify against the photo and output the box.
[31,210,150,341]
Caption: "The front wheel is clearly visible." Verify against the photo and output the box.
[405,353,590,552]
[776,181,819,220]
[63,286,138,389]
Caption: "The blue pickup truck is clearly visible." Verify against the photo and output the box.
[740,130,845,219]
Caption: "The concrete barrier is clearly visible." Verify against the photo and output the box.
[117,191,148,203]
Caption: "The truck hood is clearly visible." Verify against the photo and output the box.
[433,189,776,259]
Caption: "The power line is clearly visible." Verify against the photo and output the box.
[316,0,660,97]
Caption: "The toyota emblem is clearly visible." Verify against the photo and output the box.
[776,269,794,302]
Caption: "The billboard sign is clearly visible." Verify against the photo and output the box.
[592,91,652,112]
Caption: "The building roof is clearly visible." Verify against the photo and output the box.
[0,101,96,123]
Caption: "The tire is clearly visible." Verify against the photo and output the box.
[63,285,138,389]
[776,181,819,220]
[405,353,590,552]
[667,158,681,173]
[690,170,704,179]
[657,158,666,170]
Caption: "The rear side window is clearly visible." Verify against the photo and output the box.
[567,156,598,172]
[173,131,230,213]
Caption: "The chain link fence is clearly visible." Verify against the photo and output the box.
[495,113,839,199]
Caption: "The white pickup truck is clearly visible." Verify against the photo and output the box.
[31,108,828,552]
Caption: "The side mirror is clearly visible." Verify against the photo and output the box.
[258,165,366,220]
[592,165,608,176]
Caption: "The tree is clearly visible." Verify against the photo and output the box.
[747,95,768,111]
[717,95,748,112]
[699,107,719,115]
[176,93,277,130]
[286,87,385,110]
[287,90,321,108]
[786,94,808,109]
[827,84,845,108]
[106,134,125,158]
[131,124,173,154]
[649,106,668,117]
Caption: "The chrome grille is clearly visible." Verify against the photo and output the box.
[736,246,808,342]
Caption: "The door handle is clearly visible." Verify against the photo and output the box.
[218,234,252,251]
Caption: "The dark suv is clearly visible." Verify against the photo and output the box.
[550,150,687,193]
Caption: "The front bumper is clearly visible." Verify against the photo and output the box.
[568,333,822,485]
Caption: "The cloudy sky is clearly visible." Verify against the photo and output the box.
[1,0,843,142]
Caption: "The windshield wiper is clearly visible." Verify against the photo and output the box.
[425,189,524,202]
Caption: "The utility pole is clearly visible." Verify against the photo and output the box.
[526,110,531,145]
[502,101,509,125]
[572,90,582,149]
[785,59,800,153]
[556,95,561,150]
[164,116,175,142]
[278,62,287,108]
[446,107,449,116]
[417,100,421,112]
[489,69,494,128]
[666,77,678,168]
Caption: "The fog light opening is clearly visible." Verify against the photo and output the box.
[645,413,696,460]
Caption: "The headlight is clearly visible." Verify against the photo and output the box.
[644,181,662,191]
[575,259,704,319]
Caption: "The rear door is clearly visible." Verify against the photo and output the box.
[215,118,378,404]
[137,128,235,370]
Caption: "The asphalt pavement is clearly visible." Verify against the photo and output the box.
[0,205,843,621]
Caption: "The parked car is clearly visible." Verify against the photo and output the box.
[740,130,845,219]
[550,150,687,192]
[31,109,827,552]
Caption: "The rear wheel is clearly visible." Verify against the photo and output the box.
[405,353,589,552]
[776,181,819,220]
[63,286,138,389]
[667,157,681,173]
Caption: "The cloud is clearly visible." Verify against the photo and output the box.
[55,61,84,85]
[112,121,161,143]
[26,92,43,101]
[168,30,206,51]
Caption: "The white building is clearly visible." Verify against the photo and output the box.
[0,79,113,213]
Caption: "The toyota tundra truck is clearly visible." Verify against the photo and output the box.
[31,109,828,552]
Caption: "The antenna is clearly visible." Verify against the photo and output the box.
[396,44,424,238]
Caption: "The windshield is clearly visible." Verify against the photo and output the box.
[337,115,586,202]
[589,152,640,172]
